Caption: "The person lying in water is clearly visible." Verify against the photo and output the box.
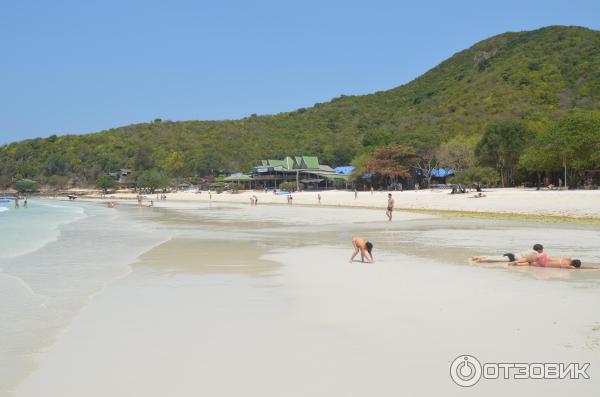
[508,256,594,269]
[469,244,544,265]
[505,243,548,266]
[349,237,374,263]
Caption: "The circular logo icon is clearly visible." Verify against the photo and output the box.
[450,355,482,387]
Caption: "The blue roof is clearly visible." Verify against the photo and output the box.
[431,168,455,177]
[335,166,355,175]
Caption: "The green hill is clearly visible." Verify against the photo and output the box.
[1,25,599,186]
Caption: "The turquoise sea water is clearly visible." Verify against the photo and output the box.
[0,200,171,395]
[0,201,86,259]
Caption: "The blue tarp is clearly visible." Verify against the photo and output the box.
[431,168,455,178]
[335,166,355,175]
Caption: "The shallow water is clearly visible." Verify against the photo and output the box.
[3,201,600,396]
[0,200,172,394]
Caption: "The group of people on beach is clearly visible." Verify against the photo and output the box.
[13,194,28,208]
[349,241,593,269]
[469,243,590,269]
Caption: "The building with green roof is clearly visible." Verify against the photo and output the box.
[250,155,347,190]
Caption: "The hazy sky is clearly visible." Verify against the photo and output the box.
[1,0,598,143]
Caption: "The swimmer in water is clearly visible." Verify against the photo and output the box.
[509,257,595,269]
[468,244,543,265]
[349,237,374,263]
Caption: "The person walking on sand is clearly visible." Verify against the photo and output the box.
[349,237,374,263]
[386,193,394,221]
[317,193,321,204]
[252,195,258,205]
[370,186,374,195]
[354,189,358,199]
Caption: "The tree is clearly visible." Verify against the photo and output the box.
[475,122,533,186]
[450,166,500,186]
[137,170,170,193]
[363,144,417,186]
[45,175,69,191]
[412,148,440,188]
[436,136,478,171]
[96,176,117,194]
[519,111,600,187]
[15,179,39,193]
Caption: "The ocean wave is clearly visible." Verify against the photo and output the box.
[0,207,8,213]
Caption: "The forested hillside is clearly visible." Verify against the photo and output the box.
[1,25,599,187]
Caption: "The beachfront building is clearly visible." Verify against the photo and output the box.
[223,173,254,189]
[107,168,133,184]
[249,156,349,190]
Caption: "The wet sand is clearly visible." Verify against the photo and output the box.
[12,203,600,396]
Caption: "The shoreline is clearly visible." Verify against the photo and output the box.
[9,196,600,396]
[68,189,600,224]
[0,201,174,397]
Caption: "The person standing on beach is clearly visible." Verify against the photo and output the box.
[318,193,321,204]
[386,193,394,221]
[349,237,374,263]
[14,195,19,209]
[24,195,28,208]
[354,189,358,199]
[370,186,373,195]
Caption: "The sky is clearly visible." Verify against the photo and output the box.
[0,0,599,143]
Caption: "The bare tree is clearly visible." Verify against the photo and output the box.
[412,148,440,188]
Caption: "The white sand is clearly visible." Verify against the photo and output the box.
[92,188,600,218]
[12,201,600,396]
[14,246,599,397]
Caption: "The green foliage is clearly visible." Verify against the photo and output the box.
[450,166,500,186]
[475,121,534,186]
[95,175,117,193]
[436,136,478,171]
[0,26,598,187]
[333,178,347,189]
[15,179,39,192]
[136,170,170,192]
[45,175,69,190]
[279,181,304,192]
[519,110,600,186]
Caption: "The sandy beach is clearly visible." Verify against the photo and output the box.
[5,199,600,396]
[84,187,600,220]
